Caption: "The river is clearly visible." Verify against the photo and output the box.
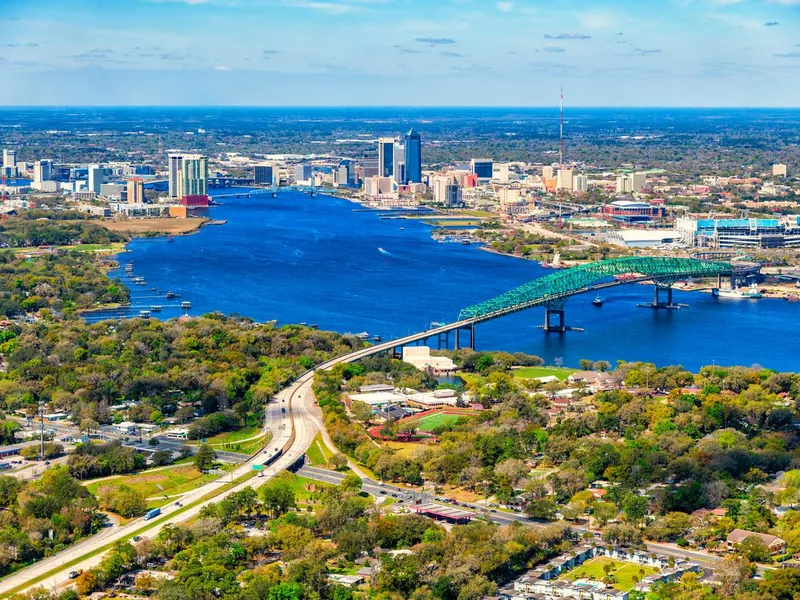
[89,192,800,372]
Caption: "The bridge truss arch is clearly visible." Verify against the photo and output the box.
[458,256,733,322]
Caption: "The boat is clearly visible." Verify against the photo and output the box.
[461,239,472,245]
[714,284,762,299]
[166,291,180,299]
[355,331,370,340]
[400,227,405,231]
[139,310,151,318]
[785,295,799,302]
[166,236,174,243]
[372,335,382,342]
[181,301,192,309]
[592,296,603,307]
[150,305,162,312]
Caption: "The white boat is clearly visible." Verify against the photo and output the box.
[355,331,370,340]
[714,284,762,299]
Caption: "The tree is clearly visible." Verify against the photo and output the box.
[736,536,772,563]
[331,453,348,471]
[716,556,755,596]
[351,400,373,425]
[261,480,296,517]
[622,495,650,525]
[75,570,98,596]
[341,472,362,493]
[80,418,99,437]
[194,443,217,472]
[593,502,619,528]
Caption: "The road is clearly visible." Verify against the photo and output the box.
[0,322,723,596]
[296,466,722,567]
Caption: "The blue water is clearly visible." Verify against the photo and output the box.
[93,192,800,372]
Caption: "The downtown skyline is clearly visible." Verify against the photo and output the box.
[1,0,800,106]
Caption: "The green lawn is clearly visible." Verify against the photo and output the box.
[512,366,578,381]
[306,432,334,467]
[559,557,658,592]
[266,472,331,506]
[86,464,226,502]
[410,412,470,433]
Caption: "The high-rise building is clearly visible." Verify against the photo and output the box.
[334,160,356,187]
[127,178,144,204]
[616,176,632,194]
[573,174,588,193]
[393,141,405,185]
[169,153,208,200]
[773,164,788,177]
[404,129,422,184]
[542,166,555,181]
[294,164,313,183]
[631,172,647,193]
[33,160,53,184]
[433,175,462,206]
[254,163,276,186]
[179,155,208,199]
[168,153,184,198]
[362,157,379,179]
[88,164,104,194]
[2,149,16,176]
[471,159,493,180]
[556,168,574,191]
[378,138,394,178]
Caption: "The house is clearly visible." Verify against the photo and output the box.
[567,371,615,392]
[113,421,138,435]
[726,529,787,554]
[326,574,365,588]
[402,347,457,375]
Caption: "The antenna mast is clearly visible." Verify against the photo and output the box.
[559,86,564,172]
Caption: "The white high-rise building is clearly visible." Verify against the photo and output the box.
[556,168,574,191]
[33,160,53,184]
[616,176,632,194]
[573,174,588,193]
[88,164,104,194]
[168,153,208,199]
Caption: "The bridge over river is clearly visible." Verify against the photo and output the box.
[355,256,742,353]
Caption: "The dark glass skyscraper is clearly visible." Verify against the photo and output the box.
[404,128,422,184]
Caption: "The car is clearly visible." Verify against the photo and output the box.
[397,500,404,504]
[175,501,183,507]
[379,491,386,495]
[391,493,397,497]
[133,536,142,542]
[44,461,51,465]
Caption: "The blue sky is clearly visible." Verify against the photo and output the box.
[1,0,799,106]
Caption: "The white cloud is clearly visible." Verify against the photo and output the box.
[214,65,230,70]
[496,1,513,11]
[578,10,619,30]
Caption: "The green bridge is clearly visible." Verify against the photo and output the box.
[458,256,734,331]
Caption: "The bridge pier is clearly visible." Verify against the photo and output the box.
[437,331,449,350]
[637,283,685,309]
[543,308,566,333]
[454,325,475,350]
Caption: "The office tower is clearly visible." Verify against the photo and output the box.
[471,159,493,180]
[773,164,787,177]
[573,174,588,193]
[294,164,313,183]
[254,163,276,186]
[2,150,16,176]
[631,172,647,193]
[542,166,555,180]
[378,137,394,178]
[127,178,144,204]
[556,168,574,191]
[362,157,379,178]
[88,164,104,194]
[335,160,355,187]
[433,175,461,206]
[616,176,632,194]
[393,140,405,185]
[168,153,183,198]
[404,129,422,183]
[179,155,208,198]
[33,160,53,184]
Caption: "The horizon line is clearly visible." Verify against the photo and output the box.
[1,104,800,110]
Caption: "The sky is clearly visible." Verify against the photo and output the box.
[0,0,799,106]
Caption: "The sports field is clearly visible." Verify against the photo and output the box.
[559,557,658,592]
[512,366,577,381]
[408,410,473,433]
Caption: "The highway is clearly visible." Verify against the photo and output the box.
[0,323,723,596]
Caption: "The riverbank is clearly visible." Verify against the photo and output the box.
[98,217,209,237]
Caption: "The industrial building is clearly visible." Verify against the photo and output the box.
[606,229,681,248]
[676,217,800,248]
[599,200,665,223]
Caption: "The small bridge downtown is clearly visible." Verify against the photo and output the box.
[354,257,749,360]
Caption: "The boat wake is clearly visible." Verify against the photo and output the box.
[377,247,395,258]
